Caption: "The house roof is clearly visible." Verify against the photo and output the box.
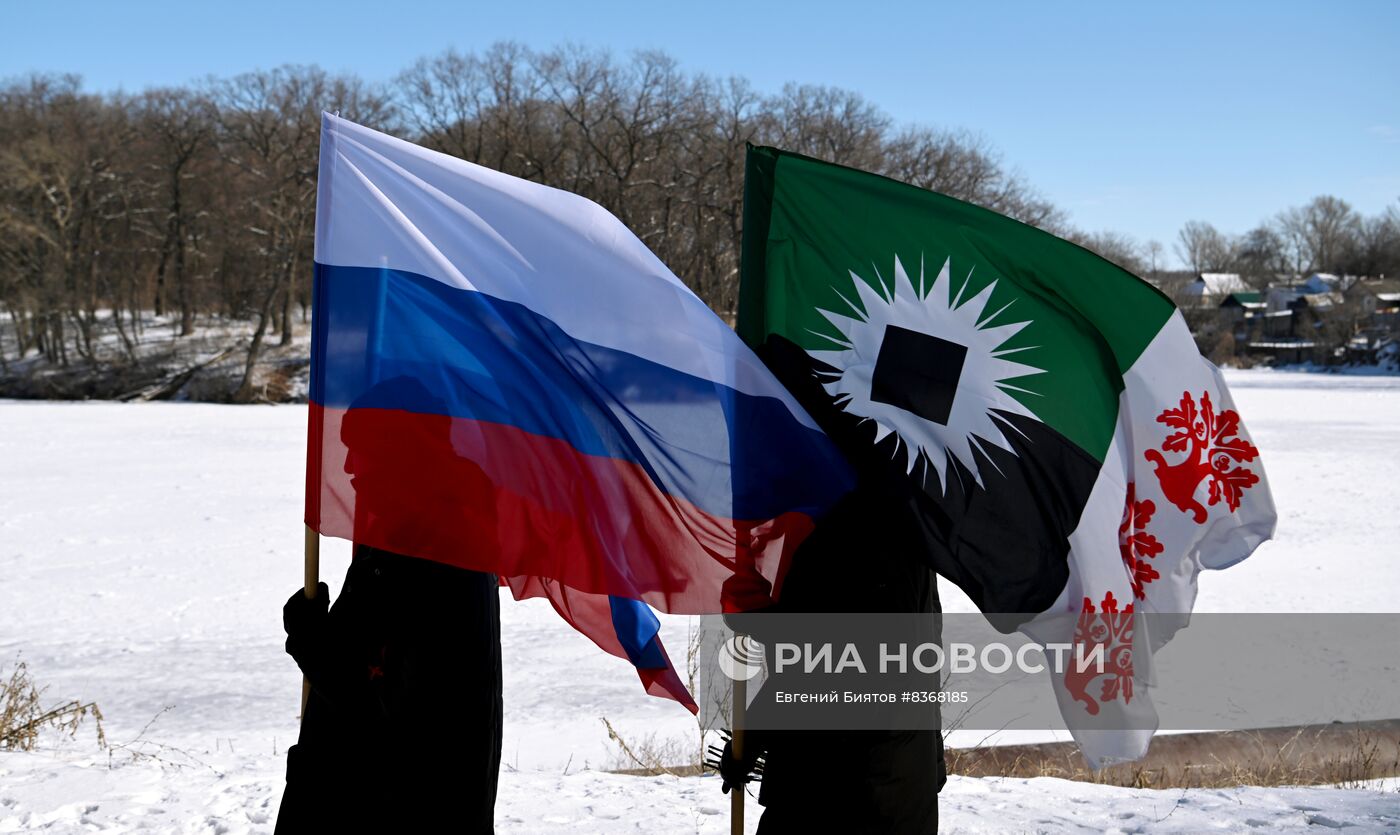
[1358,277,1400,295]
[1221,291,1264,307]
[1297,291,1345,308]
[1302,273,1338,287]
[1193,272,1246,296]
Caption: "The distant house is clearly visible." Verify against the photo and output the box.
[1265,280,1342,313]
[1243,288,1325,364]
[1299,273,1339,294]
[1341,279,1400,363]
[1213,272,1399,367]
[1182,272,1247,304]
[1246,311,1315,363]
[1219,292,1265,353]
[1297,291,1343,312]
[1376,290,1400,334]
[1219,291,1265,318]
[1346,329,1393,363]
[1351,278,1400,318]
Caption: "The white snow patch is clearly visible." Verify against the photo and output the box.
[1,369,1398,831]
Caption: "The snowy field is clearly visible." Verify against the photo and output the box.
[1,368,1398,833]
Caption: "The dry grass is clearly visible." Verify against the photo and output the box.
[603,617,722,778]
[0,659,105,752]
[947,722,1400,789]
[601,717,705,777]
[607,720,1400,788]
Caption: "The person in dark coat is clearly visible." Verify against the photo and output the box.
[277,377,503,833]
[278,546,502,833]
[718,482,946,834]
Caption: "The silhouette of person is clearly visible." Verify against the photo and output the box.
[716,482,946,834]
[277,377,503,833]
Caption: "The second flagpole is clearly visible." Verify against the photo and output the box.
[731,670,746,834]
[299,524,319,717]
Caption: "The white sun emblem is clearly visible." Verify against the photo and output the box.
[808,255,1046,492]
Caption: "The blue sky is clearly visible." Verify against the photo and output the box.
[5,0,1397,266]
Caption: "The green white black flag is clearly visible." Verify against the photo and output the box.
[738,146,1277,765]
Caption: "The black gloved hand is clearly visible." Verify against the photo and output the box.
[705,730,764,794]
[283,582,329,638]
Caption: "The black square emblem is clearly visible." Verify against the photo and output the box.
[870,325,967,426]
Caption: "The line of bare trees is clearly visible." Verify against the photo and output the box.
[0,68,389,398]
[1154,198,1400,368]
[15,43,1393,395]
[1072,196,1400,289]
[0,43,1064,398]
[1170,196,1400,290]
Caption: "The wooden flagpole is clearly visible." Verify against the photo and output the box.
[301,166,324,723]
[299,524,320,718]
[730,671,746,834]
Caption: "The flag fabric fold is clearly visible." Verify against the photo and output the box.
[306,115,853,709]
[738,145,1277,765]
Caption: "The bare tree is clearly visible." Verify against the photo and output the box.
[758,82,888,169]
[1344,209,1400,279]
[1071,230,1147,274]
[880,127,1063,229]
[1143,240,1165,277]
[1175,220,1235,274]
[208,66,392,400]
[1235,225,1286,290]
[1277,195,1361,282]
[0,74,130,366]
[135,88,211,335]
[1,44,1084,394]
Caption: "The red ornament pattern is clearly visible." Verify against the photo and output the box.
[1144,390,1260,524]
[1064,591,1135,716]
[1119,483,1163,600]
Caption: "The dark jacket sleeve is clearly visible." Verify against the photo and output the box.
[287,619,387,717]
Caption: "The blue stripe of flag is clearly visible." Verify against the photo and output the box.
[310,262,853,521]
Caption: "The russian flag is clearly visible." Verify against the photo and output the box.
[305,114,852,709]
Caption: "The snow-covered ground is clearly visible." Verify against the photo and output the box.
[2,368,1398,832]
[2,754,1396,833]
